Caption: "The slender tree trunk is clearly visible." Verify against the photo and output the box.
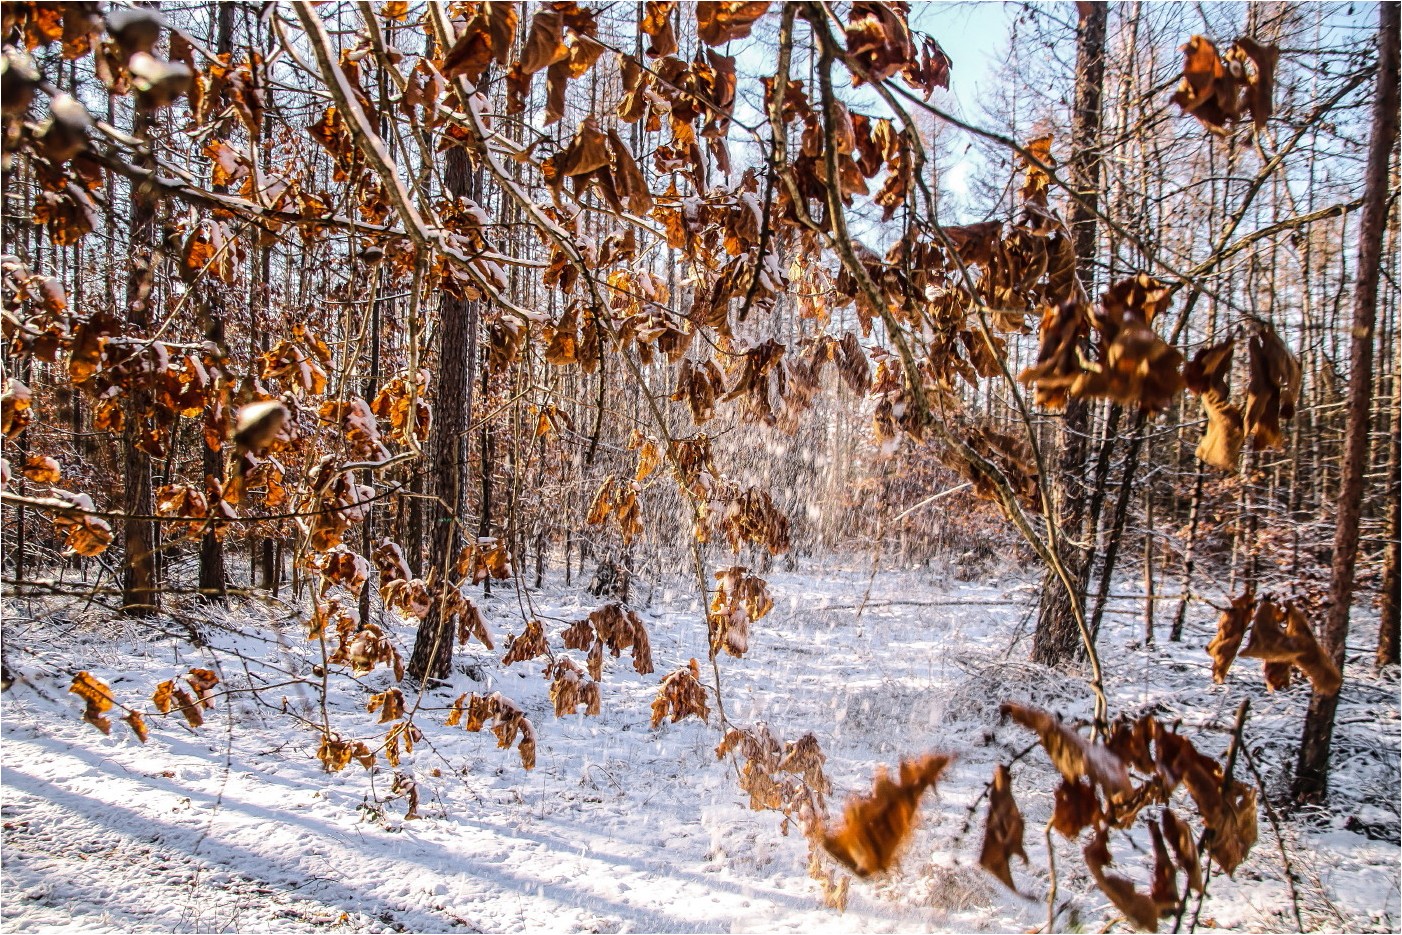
[406,140,479,683]
[121,80,160,617]
[198,0,236,603]
[1378,410,1400,667]
[1294,2,1399,803]
[1033,0,1108,666]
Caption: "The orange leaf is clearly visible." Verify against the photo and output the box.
[822,753,951,878]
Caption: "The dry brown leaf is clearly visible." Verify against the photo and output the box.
[69,671,113,734]
[367,687,405,724]
[1245,327,1301,450]
[1240,599,1341,695]
[1084,830,1165,932]
[979,764,1028,892]
[822,753,951,878]
[1051,776,1102,839]
[695,2,769,47]
[1161,808,1203,894]
[1000,702,1132,797]
[1206,590,1254,683]
[502,619,549,666]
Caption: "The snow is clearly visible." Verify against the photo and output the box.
[3,559,1398,933]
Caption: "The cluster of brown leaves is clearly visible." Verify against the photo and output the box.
[1184,326,1300,471]
[446,691,537,770]
[69,671,151,742]
[545,656,601,717]
[562,603,654,678]
[456,536,512,585]
[1207,590,1341,694]
[716,724,846,908]
[720,487,791,554]
[586,475,643,544]
[985,703,1260,932]
[318,733,378,773]
[708,566,773,659]
[1171,35,1278,133]
[1021,275,1184,414]
[650,658,709,727]
[152,667,220,731]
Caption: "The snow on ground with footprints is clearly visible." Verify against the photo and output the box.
[3,558,1398,933]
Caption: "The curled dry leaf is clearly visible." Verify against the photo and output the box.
[1083,829,1168,933]
[822,753,952,878]
[1245,327,1301,450]
[367,687,405,724]
[695,2,769,47]
[1185,338,1244,471]
[69,671,114,734]
[502,618,549,666]
[447,691,537,770]
[1161,808,1203,894]
[1000,702,1132,798]
[1051,776,1102,839]
[21,454,61,483]
[123,710,149,744]
[1206,590,1254,683]
[978,765,1027,892]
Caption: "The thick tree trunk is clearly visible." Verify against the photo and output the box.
[1294,1,1399,804]
[1033,1,1107,667]
[406,141,479,683]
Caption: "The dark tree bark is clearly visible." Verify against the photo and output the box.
[1033,1,1107,667]
[197,0,236,604]
[1294,1,1399,803]
[120,22,161,617]
[406,140,479,683]
[1378,412,1400,668]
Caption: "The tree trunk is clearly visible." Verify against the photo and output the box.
[406,140,479,683]
[197,0,236,604]
[120,80,160,617]
[1378,411,1400,668]
[1293,1,1399,804]
[1033,0,1107,667]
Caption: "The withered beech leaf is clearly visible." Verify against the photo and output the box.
[1244,327,1301,450]
[822,753,951,878]
[695,2,770,47]
[1161,808,1203,894]
[1050,776,1101,839]
[69,671,114,734]
[1206,590,1254,683]
[1185,338,1243,471]
[1084,830,1165,933]
[1240,598,1341,695]
[1000,702,1132,798]
[978,764,1028,892]
[1148,820,1181,915]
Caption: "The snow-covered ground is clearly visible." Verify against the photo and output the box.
[3,559,1398,933]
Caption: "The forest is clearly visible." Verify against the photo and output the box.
[0,1,1398,932]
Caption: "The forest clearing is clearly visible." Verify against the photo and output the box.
[1,2,1398,933]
